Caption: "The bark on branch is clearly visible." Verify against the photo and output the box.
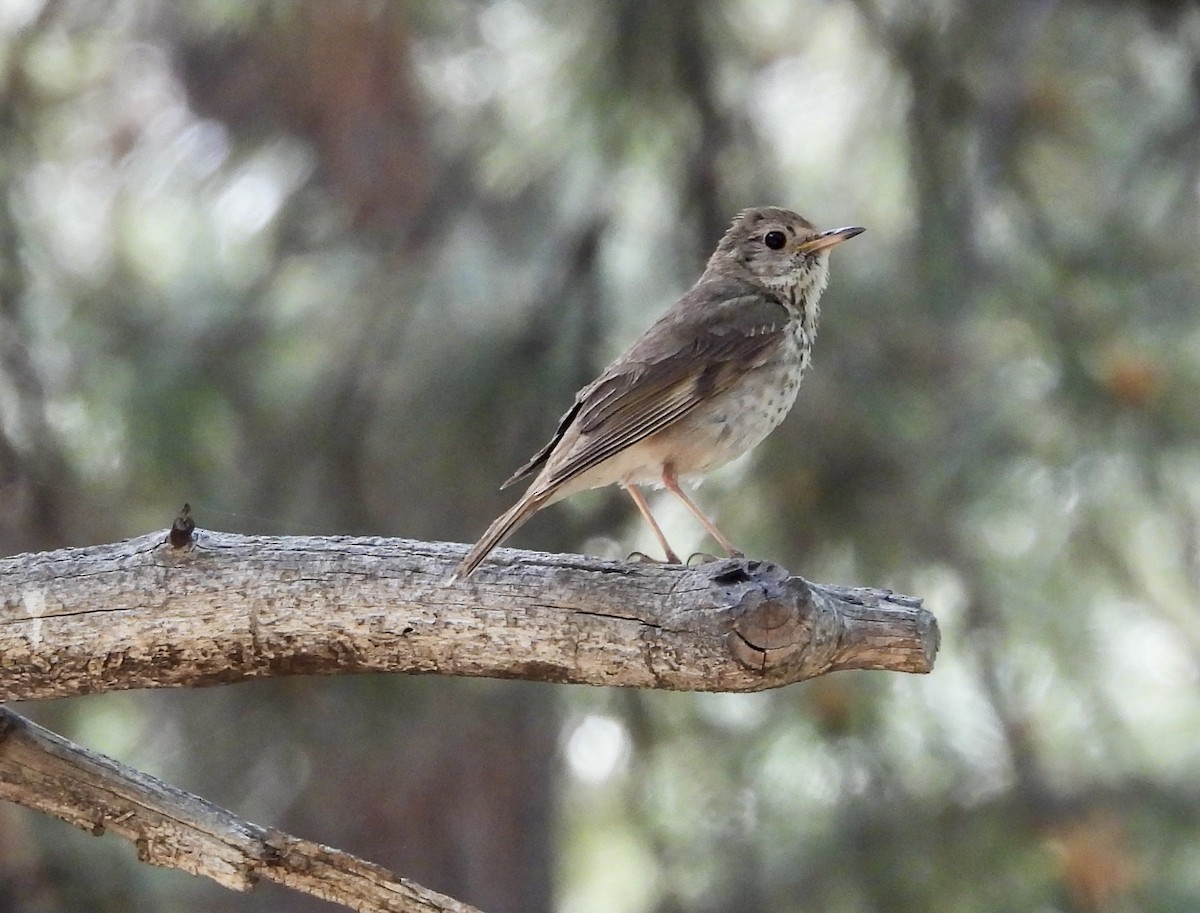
[0,525,937,911]
[0,707,482,913]
[0,528,938,702]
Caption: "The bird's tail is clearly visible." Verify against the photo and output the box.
[449,491,549,582]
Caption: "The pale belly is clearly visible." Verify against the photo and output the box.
[549,333,809,498]
[645,350,805,481]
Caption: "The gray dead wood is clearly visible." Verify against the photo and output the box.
[0,529,938,702]
[0,527,937,911]
[0,708,481,913]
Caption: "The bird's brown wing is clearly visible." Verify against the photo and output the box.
[504,278,791,492]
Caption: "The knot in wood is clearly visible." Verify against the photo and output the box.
[167,504,196,548]
[703,559,815,671]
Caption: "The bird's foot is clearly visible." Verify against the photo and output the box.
[686,551,722,566]
[627,549,683,565]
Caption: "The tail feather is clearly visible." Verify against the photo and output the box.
[449,493,548,581]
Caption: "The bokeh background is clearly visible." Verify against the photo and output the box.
[2,1,1199,911]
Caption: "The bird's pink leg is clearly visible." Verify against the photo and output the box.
[622,483,681,564]
[661,466,745,558]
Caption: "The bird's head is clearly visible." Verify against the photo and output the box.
[709,206,864,304]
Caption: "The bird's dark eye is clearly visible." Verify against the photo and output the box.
[763,230,787,250]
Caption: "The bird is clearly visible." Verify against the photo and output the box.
[451,206,863,580]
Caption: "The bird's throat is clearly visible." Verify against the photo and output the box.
[783,280,823,351]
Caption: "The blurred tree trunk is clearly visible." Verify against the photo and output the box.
[0,6,559,913]
[172,9,558,912]
[0,26,72,557]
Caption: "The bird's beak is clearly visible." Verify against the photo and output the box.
[796,225,865,254]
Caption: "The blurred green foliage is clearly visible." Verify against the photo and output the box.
[2,1,1200,912]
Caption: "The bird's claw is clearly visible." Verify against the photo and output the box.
[627,550,683,565]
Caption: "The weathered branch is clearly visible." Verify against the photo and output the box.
[0,529,938,702]
[0,526,937,910]
[0,707,482,913]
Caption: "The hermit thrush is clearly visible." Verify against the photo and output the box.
[452,207,863,579]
